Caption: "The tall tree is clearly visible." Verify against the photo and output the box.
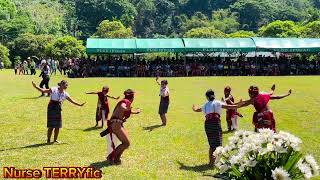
[0,43,11,67]
[184,27,226,38]
[258,20,302,37]
[45,36,86,58]
[75,0,137,38]
[210,9,239,33]
[94,20,133,38]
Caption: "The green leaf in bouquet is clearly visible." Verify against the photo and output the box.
[231,166,242,177]
[280,147,293,166]
[284,152,303,173]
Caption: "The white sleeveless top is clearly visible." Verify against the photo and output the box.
[202,100,222,115]
[50,87,69,102]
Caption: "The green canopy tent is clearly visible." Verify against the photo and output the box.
[86,38,137,54]
[183,38,256,53]
[135,39,185,53]
[253,38,320,53]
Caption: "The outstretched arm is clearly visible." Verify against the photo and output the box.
[192,104,202,112]
[131,108,141,114]
[107,95,120,100]
[269,84,276,95]
[32,81,51,94]
[236,99,253,108]
[270,89,292,100]
[86,92,98,94]
[66,97,85,107]
[222,104,238,109]
[156,76,160,86]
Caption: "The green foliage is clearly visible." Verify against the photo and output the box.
[228,30,256,38]
[0,15,34,43]
[94,20,133,38]
[302,21,320,38]
[210,9,239,33]
[0,43,11,67]
[184,27,226,38]
[0,0,16,20]
[75,0,137,38]
[21,1,66,35]
[10,33,54,59]
[258,20,302,37]
[45,36,86,59]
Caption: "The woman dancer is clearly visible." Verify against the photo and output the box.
[156,77,170,126]
[192,89,242,166]
[222,86,243,131]
[238,84,291,132]
[86,86,119,127]
[32,80,85,143]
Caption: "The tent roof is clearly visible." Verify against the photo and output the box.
[253,38,320,53]
[86,38,136,54]
[135,39,185,53]
[86,38,320,54]
[183,38,256,53]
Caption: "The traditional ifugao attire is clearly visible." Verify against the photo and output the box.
[252,93,276,132]
[100,99,132,160]
[159,86,169,115]
[225,95,242,131]
[202,100,223,151]
[95,92,110,125]
[47,87,69,128]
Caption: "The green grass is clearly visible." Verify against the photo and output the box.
[0,69,319,179]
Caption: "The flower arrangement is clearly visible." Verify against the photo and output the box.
[214,129,319,180]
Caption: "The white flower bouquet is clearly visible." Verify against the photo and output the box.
[214,129,319,180]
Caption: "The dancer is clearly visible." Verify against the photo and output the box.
[39,62,51,96]
[32,80,85,143]
[192,89,242,166]
[156,77,170,126]
[238,84,291,132]
[86,86,120,127]
[100,89,141,165]
[222,86,243,131]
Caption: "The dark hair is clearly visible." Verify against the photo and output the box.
[161,80,168,85]
[58,80,68,87]
[124,89,135,99]
[205,89,215,101]
[248,85,259,97]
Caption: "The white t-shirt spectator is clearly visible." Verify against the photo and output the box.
[202,100,222,115]
[50,87,69,102]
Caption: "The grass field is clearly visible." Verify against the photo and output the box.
[0,69,319,179]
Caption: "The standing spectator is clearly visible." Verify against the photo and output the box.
[14,60,20,75]
[30,58,36,75]
[51,59,57,75]
[23,60,29,75]
[39,62,51,96]
[0,57,3,70]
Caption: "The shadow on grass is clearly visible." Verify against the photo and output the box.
[83,126,103,132]
[142,124,163,132]
[89,160,112,170]
[0,142,67,152]
[177,161,212,173]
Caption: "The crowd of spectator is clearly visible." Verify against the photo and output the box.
[11,55,320,77]
[63,55,320,78]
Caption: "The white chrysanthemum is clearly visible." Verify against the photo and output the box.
[214,146,224,164]
[278,131,302,151]
[218,164,230,173]
[271,167,291,180]
[229,153,245,165]
[305,155,319,176]
[297,160,313,179]
[244,158,257,167]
